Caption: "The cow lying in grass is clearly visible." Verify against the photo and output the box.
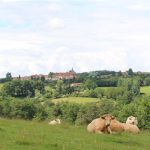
[87,115,140,134]
[123,116,140,133]
[109,116,140,134]
[49,119,61,125]
[87,114,115,134]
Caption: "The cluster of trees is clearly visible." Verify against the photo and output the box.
[1,80,44,97]
[0,99,47,120]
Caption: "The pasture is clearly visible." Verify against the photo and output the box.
[140,86,150,95]
[51,97,100,104]
[0,119,149,150]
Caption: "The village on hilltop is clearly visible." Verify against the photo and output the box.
[13,68,76,81]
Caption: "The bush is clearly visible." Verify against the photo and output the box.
[34,104,48,121]
[113,96,150,129]
[10,100,36,120]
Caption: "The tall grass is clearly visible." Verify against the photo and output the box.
[0,119,149,150]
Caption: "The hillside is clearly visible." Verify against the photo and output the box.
[0,119,150,150]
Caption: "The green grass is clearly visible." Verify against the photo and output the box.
[0,119,149,150]
[140,86,150,95]
[0,83,4,90]
[51,97,100,104]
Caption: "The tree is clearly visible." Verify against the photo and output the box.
[128,68,134,76]
[34,80,45,94]
[48,72,54,78]
[6,72,12,81]
[56,80,64,95]
[2,80,35,97]
[41,76,45,82]
[83,79,97,89]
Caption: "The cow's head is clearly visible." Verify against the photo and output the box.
[101,114,115,127]
[126,116,138,125]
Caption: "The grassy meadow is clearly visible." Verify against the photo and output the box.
[51,97,100,104]
[140,86,150,95]
[0,119,149,150]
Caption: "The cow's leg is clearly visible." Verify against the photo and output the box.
[95,130,103,134]
[107,126,112,134]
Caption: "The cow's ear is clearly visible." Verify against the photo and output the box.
[111,116,115,119]
[101,115,106,119]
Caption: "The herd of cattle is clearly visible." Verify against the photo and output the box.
[49,114,140,134]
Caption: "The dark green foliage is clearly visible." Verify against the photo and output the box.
[128,68,134,76]
[52,103,79,123]
[2,80,35,97]
[34,104,48,121]
[56,80,64,95]
[114,96,150,129]
[10,100,36,119]
[0,99,48,120]
[144,77,150,86]
[96,77,118,87]
[34,80,45,94]
[48,72,54,78]
[2,80,46,98]
[117,78,140,103]
[82,89,97,98]
[83,79,97,89]
[6,72,12,81]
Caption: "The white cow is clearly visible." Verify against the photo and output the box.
[49,119,61,125]
[124,116,140,133]
[126,116,138,125]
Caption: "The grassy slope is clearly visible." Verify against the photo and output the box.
[140,86,150,95]
[0,119,149,150]
[51,97,100,104]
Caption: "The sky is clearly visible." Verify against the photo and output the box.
[0,0,150,77]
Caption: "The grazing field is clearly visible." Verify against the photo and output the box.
[140,86,150,95]
[51,97,100,104]
[0,119,149,150]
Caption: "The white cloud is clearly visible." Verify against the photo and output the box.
[129,4,150,11]
[128,0,150,11]
[0,40,33,50]
[49,18,65,29]
[1,0,22,2]
[1,0,150,77]
[48,3,62,11]
[73,49,128,72]
[8,14,25,24]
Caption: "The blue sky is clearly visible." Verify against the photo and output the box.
[0,0,150,77]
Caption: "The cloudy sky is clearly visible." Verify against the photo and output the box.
[0,0,150,77]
